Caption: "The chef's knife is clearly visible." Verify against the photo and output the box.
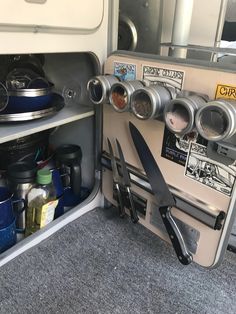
[129,121,192,265]
[116,139,139,223]
[107,138,125,217]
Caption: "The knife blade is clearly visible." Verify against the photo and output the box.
[107,138,125,217]
[129,121,192,265]
[116,139,139,223]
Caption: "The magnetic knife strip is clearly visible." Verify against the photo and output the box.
[102,152,225,231]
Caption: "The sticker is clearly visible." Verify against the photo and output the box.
[142,65,185,91]
[185,142,236,196]
[39,200,58,228]
[114,62,136,81]
[215,84,236,100]
[161,128,207,167]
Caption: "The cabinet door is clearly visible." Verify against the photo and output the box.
[0,0,104,31]
[98,53,236,268]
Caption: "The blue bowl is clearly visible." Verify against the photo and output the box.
[0,219,17,253]
[6,94,52,113]
[4,83,54,114]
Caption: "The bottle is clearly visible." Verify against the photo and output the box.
[25,169,58,236]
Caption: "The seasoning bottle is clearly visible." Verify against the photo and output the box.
[25,169,58,236]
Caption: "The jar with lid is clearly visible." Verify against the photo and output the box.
[25,169,58,236]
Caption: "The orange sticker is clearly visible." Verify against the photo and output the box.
[215,84,236,100]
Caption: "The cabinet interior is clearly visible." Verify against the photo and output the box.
[0,52,101,253]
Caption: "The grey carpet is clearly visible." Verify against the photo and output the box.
[0,207,235,314]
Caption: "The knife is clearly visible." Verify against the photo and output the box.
[107,138,125,218]
[129,121,192,265]
[116,139,139,223]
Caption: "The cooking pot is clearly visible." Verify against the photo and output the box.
[0,82,9,112]
[3,83,54,113]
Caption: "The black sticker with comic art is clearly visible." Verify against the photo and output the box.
[185,143,236,196]
[161,128,208,167]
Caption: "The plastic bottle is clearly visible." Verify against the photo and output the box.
[25,169,58,236]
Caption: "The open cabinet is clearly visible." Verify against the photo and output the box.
[0,0,235,270]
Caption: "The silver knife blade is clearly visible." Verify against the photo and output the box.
[129,122,175,207]
[116,139,132,187]
[116,139,139,223]
[107,138,125,218]
[107,138,120,184]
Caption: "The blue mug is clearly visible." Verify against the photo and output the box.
[51,169,64,197]
[0,187,25,229]
[63,186,90,209]
[0,219,17,253]
[51,169,64,219]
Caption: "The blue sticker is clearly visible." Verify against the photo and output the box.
[114,62,136,81]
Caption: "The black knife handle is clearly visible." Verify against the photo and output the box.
[115,183,126,218]
[127,186,139,223]
[159,206,192,265]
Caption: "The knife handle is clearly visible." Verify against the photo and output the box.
[115,183,126,218]
[159,206,192,265]
[126,186,139,223]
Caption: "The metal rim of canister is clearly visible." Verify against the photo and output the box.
[87,75,119,105]
[164,95,205,135]
[109,80,144,113]
[131,85,172,120]
[195,100,236,141]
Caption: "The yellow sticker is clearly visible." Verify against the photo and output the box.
[215,84,236,100]
[40,200,58,228]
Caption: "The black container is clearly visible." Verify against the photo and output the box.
[0,130,51,170]
[55,144,82,197]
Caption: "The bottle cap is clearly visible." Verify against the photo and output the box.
[37,169,52,185]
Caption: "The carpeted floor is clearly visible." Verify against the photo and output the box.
[0,207,235,314]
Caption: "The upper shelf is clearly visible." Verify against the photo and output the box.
[0,104,94,144]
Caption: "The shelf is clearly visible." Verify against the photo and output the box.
[0,104,95,144]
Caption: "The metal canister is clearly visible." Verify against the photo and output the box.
[7,161,37,232]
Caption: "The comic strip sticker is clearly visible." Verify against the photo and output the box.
[114,62,136,81]
[161,129,207,167]
[142,65,185,91]
[185,142,236,196]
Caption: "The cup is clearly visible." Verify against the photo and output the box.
[51,168,64,219]
[63,186,90,211]
[0,219,17,253]
[0,187,25,229]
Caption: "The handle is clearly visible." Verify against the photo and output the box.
[70,162,81,196]
[159,206,192,265]
[115,183,125,218]
[25,0,47,4]
[127,186,139,223]
[12,198,27,216]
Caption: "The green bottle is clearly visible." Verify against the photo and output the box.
[25,169,58,236]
